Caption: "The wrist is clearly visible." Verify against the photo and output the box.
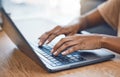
[78,16,89,31]
[100,35,120,54]
[100,35,114,48]
[101,36,108,48]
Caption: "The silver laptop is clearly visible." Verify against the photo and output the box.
[2,8,115,72]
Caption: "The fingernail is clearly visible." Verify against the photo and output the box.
[62,51,67,55]
[39,42,42,46]
[51,49,54,53]
[53,51,57,55]
[45,40,49,44]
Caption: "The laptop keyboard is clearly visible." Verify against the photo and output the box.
[37,45,86,67]
[31,41,86,67]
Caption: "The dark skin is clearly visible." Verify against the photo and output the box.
[39,9,120,56]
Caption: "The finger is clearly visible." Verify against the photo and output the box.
[39,26,61,46]
[53,40,81,56]
[51,37,73,53]
[38,32,51,46]
[46,32,61,44]
[67,32,75,36]
[61,44,81,55]
[45,27,63,44]
[50,25,62,33]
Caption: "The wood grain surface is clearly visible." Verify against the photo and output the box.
[0,31,120,77]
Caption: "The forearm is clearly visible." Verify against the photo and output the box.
[101,36,120,54]
[78,9,106,30]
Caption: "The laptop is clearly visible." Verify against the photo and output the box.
[1,8,115,72]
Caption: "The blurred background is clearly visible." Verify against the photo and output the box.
[2,0,80,25]
[0,0,117,36]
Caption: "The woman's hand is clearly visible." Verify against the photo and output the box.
[51,34,104,56]
[38,17,88,46]
[39,24,82,46]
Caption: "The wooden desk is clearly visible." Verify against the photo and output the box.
[0,31,120,77]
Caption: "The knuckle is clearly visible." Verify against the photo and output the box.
[57,49,61,53]
[53,45,59,50]
[71,47,76,52]
[63,42,69,47]
[67,49,71,54]
[56,32,61,35]
[61,38,68,42]
[52,33,58,36]
[57,25,62,28]
[60,45,66,51]
[60,38,65,42]
[40,37,46,41]
[41,33,49,39]
[54,25,62,30]
[40,35,47,41]
[45,31,50,35]
[49,34,55,39]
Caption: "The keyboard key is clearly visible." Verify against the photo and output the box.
[51,63,57,67]
[56,62,62,66]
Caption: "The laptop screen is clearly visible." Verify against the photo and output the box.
[1,8,41,65]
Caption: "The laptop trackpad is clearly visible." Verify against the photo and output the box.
[80,52,100,60]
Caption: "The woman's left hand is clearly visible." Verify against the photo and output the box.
[51,34,104,56]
